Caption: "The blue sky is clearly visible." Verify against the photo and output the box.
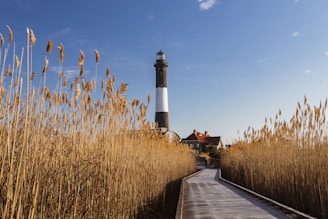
[1,0,328,144]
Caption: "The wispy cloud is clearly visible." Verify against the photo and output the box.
[197,0,218,11]
[50,65,88,79]
[291,31,300,37]
[304,69,312,74]
[53,28,71,37]
[167,41,185,48]
[184,65,192,71]
[256,56,272,64]
[324,51,328,56]
[44,28,74,45]
[146,14,155,20]
[47,28,72,40]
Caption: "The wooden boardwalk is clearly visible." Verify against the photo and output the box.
[175,169,291,219]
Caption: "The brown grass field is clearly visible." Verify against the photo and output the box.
[0,26,196,218]
[221,96,328,219]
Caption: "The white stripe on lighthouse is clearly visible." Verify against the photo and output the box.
[156,87,169,112]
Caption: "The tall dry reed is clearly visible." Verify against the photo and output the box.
[0,26,196,218]
[221,96,328,218]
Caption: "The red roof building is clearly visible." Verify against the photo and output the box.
[181,129,223,151]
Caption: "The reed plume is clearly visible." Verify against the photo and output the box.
[106,67,111,78]
[95,49,100,64]
[78,50,85,66]
[29,28,36,46]
[74,83,81,101]
[57,43,64,64]
[15,54,19,68]
[148,94,151,104]
[6,25,13,44]
[46,40,53,54]
[94,49,100,96]
[5,64,11,77]
[42,57,48,77]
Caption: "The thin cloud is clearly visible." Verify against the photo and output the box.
[291,31,300,37]
[55,28,71,36]
[184,65,192,71]
[197,0,218,11]
[256,56,272,64]
[168,41,185,48]
[47,28,72,40]
[324,51,328,56]
[146,14,155,20]
[304,69,312,74]
[50,65,83,79]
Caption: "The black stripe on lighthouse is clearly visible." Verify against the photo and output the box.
[154,50,169,130]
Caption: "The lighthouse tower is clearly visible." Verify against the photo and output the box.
[154,50,169,130]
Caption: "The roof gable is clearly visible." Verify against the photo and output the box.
[183,133,198,141]
[182,130,209,143]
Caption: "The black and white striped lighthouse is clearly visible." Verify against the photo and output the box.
[154,50,170,130]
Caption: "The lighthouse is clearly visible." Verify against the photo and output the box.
[154,50,169,130]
